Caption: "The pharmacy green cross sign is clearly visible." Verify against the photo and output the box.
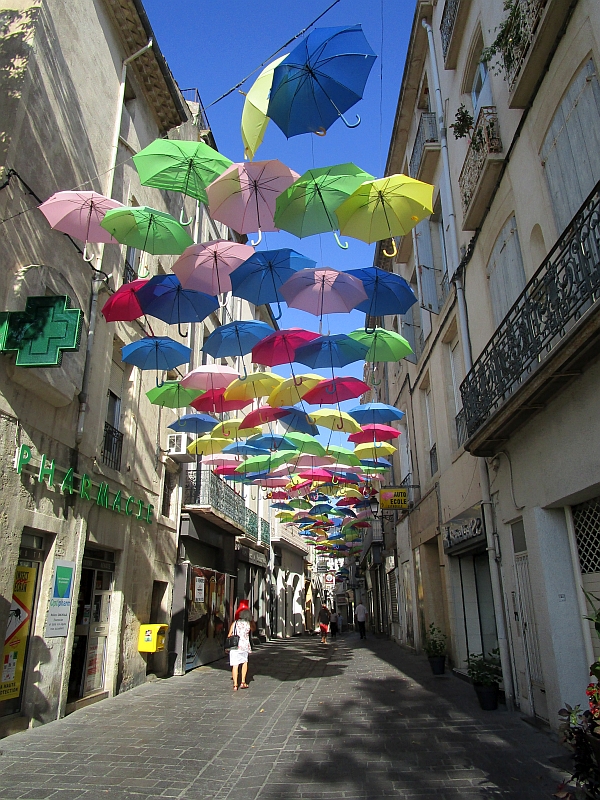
[0,296,83,367]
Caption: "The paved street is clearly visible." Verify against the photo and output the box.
[0,636,568,800]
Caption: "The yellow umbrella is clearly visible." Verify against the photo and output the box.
[210,419,261,439]
[353,441,397,459]
[337,487,365,499]
[224,372,284,402]
[187,435,231,456]
[308,408,362,434]
[267,374,324,406]
[241,54,288,161]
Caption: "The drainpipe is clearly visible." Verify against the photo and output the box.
[76,40,153,446]
[422,18,514,710]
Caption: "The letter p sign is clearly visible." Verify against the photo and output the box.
[15,444,32,474]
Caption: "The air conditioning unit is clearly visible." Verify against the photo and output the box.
[166,433,195,463]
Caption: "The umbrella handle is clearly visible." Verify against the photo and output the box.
[272,301,283,321]
[335,418,344,431]
[325,384,336,395]
[339,112,361,129]
[82,243,95,262]
[249,229,262,246]
[382,239,398,258]
[178,322,188,338]
[293,375,304,387]
[179,207,194,227]
[333,231,349,250]
[314,127,327,137]
[138,262,150,278]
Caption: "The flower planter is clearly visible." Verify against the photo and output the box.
[428,655,446,675]
[474,682,499,710]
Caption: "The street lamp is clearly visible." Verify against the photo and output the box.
[369,494,380,518]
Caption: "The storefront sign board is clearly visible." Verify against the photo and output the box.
[1,565,37,700]
[46,560,75,637]
[380,487,408,510]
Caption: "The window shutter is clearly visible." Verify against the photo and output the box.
[487,216,526,327]
[401,308,417,364]
[415,220,440,315]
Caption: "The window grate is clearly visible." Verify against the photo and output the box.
[573,497,600,574]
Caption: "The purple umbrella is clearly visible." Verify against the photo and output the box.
[279,267,367,319]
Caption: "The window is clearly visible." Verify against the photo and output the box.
[106,391,121,430]
[422,383,437,477]
[123,246,140,284]
[471,61,492,116]
[449,340,463,414]
[487,216,526,326]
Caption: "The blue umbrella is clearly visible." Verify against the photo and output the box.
[348,403,405,425]
[121,337,190,371]
[136,275,218,333]
[246,434,297,451]
[202,320,274,360]
[230,249,315,317]
[222,442,269,456]
[294,333,369,370]
[168,413,218,435]
[346,267,417,316]
[270,502,294,511]
[360,458,392,469]
[310,503,333,515]
[279,406,319,436]
[267,25,377,137]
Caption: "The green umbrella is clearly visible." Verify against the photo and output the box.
[132,140,233,223]
[235,452,292,473]
[274,163,374,248]
[284,432,326,457]
[349,327,413,362]
[146,380,204,409]
[288,498,312,510]
[325,445,361,467]
[101,206,194,255]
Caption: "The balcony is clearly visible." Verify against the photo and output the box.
[184,468,246,534]
[101,422,123,471]
[455,408,468,449]
[123,259,136,285]
[245,508,258,540]
[440,0,472,69]
[460,179,600,457]
[458,107,504,230]
[409,113,439,182]
[260,518,270,546]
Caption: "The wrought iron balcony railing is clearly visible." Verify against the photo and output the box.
[440,272,451,307]
[460,179,600,439]
[101,421,123,471]
[429,443,438,477]
[409,113,439,179]
[245,508,258,540]
[455,408,468,449]
[440,0,460,60]
[499,0,547,90]
[184,468,246,531]
[123,259,136,285]
[180,88,210,131]
[458,107,502,217]
[260,518,270,545]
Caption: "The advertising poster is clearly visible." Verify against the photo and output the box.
[194,576,205,603]
[186,568,228,670]
[45,560,75,637]
[1,565,37,701]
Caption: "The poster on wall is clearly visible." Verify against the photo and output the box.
[186,568,229,671]
[194,576,205,603]
[45,560,75,638]
[1,565,37,701]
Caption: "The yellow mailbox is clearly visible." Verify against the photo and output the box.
[138,623,168,653]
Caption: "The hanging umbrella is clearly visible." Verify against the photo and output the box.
[224,372,284,402]
[360,458,392,469]
[267,25,377,137]
[172,240,255,295]
[336,175,434,258]
[251,328,320,368]
[39,191,123,261]
[168,413,218,435]
[247,434,297,451]
[348,424,401,444]
[348,328,413,362]
[301,376,369,404]
[146,380,203,408]
[101,206,194,255]
[289,455,335,469]
[298,468,334,481]
[202,320,274,359]
[279,268,367,317]
[277,407,319,436]
[266,490,290,500]
[267,374,324,406]
[190,387,249,413]
[325,445,361,467]
[211,419,262,438]
[348,403,405,425]
[180,364,240,392]
[136,275,219,331]
[206,160,299,245]
[187,435,232,456]
[236,452,291,473]
[353,441,397,459]
[101,278,149,322]
[308,409,361,433]
[274,163,374,248]
[230,249,315,314]
[222,441,269,456]
[121,337,191,371]
[202,454,244,467]
[294,334,369,369]
[240,406,290,429]
[241,54,288,160]
[284,432,326,457]
[215,466,245,477]
[346,267,417,316]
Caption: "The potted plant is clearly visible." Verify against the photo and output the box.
[424,623,447,675]
[466,649,503,710]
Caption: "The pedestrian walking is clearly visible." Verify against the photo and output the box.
[227,600,255,690]
[355,601,367,639]
[330,609,339,639]
[318,603,331,644]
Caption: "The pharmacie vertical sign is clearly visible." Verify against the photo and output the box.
[1,566,37,700]
[45,560,76,637]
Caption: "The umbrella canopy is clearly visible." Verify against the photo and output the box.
[301,376,369,404]
[267,25,377,137]
[353,441,397,459]
[211,419,261,439]
[168,413,218,435]
[348,424,401,444]
[146,380,203,408]
[247,434,297,451]
[224,372,284,402]
[240,406,289,429]
[267,373,324,406]
[190,387,249,413]
[202,454,244,467]
[230,248,315,306]
[325,445,361,467]
[308,409,361,433]
[222,442,269,456]
[39,191,123,249]
[251,328,320,367]
[349,328,413,362]
[241,54,288,161]
[273,163,374,240]
[360,458,392,469]
[284,432,326,457]
[133,139,232,203]
[279,268,367,316]
[187,436,232,456]
[278,407,319,436]
[289,455,335,469]
[172,240,254,296]
[203,320,274,359]
[121,337,190,371]
[206,160,299,236]
[101,278,148,323]
[180,364,239,392]
[336,175,434,245]
[101,206,193,255]
[348,403,405,425]
[347,267,417,316]
[236,452,291,473]
[298,468,334,481]
[136,275,218,325]
[294,333,369,369]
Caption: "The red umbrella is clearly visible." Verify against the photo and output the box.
[335,496,360,507]
[240,405,289,429]
[266,490,290,500]
[251,327,320,367]
[101,278,149,322]
[301,376,370,405]
[297,468,334,481]
[348,424,402,443]
[191,388,248,413]
[214,465,242,476]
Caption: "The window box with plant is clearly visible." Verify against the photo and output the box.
[466,649,503,710]
[424,623,447,675]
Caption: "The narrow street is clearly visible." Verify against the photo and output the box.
[0,635,567,800]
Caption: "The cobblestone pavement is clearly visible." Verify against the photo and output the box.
[0,635,569,800]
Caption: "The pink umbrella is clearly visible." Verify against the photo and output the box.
[181,364,239,392]
[279,268,367,317]
[251,328,320,367]
[253,477,290,487]
[298,468,335,481]
[268,465,299,478]
[214,465,241,476]
[240,406,289,429]
[172,239,255,295]
[289,455,336,468]
[39,191,123,261]
[202,454,243,466]
[301,376,370,405]
[348,424,402,444]
[101,278,149,322]
[190,388,249,413]
[206,160,299,245]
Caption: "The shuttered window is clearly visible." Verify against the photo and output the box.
[541,60,600,234]
[487,216,526,327]
[388,571,400,624]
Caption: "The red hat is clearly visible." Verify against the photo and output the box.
[235,599,250,620]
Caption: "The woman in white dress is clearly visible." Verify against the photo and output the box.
[228,601,254,690]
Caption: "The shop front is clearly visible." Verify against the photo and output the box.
[236,545,269,638]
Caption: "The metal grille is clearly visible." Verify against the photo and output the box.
[101,422,123,471]
[455,408,468,448]
[260,518,270,545]
[409,113,438,178]
[184,468,246,530]
[440,0,460,60]
[458,107,503,215]
[500,0,547,89]
[388,572,399,624]
[123,260,136,284]
[245,508,258,540]
[573,496,600,574]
